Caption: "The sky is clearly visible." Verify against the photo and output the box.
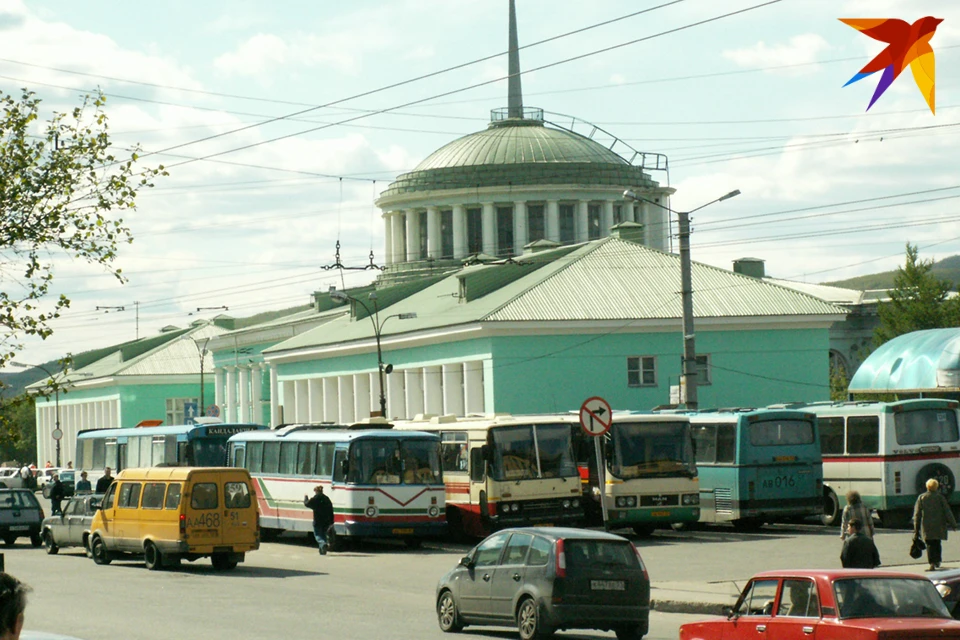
[2,0,959,370]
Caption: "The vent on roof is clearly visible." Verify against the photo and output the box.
[733,258,765,279]
[159,325,181,333]
[523,239,561,254]
[610,221,645,245]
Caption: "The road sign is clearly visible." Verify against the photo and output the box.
[206,404,221,418]
[579,396,612,437]
[51,428,63,441]
[184,402,198,424]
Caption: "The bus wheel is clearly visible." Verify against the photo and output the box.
[821,490,840,526]
[632,524,656,537]
[732,518,764,532]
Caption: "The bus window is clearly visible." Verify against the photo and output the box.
[491,426,537,481]
[164,435,178,464]
[80,440,94,470]
[102,438,115,469]
[748,420,815,447]
[716,425,736,463]
[233,445,246,469]
[262,442,281,474]
[847,416,880,455]
[152,436,165,466]
[247,441,263,473]
[611,421,695,478]
[332,449,347,483]
[692,425,717,464]
[349,439,402,485]
[470,447,485,482]
[140,435,152,467]
[440,432,468,473]
[279,442,298,475]
[820,417,845,455]
[401,439,442,484]
[535,424,578,478]
[296,443,314,476]
[191,439,227,467]
[127,438,141,468]
[895,409,960,446]
[317,443,335,477]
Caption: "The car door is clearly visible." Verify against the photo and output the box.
[728,579,780,639]
[489,533,533,620]
[458,532,509,618]
[62,499,83,546]
[767,578,820,640]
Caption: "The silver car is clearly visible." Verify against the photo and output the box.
[436,527,650,640]
[41,494,102,555]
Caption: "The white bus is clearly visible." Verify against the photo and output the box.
[784,399,960,528]
[393,414,583,538]
[227,425,446,549]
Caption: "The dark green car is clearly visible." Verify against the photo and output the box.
[0,489,43,547]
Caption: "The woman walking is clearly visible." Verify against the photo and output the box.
[913,478,957,571]
[841,490,875,539]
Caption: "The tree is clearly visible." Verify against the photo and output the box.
[874,243,960,346]
[0,393,35,464]
[0,89,165,375]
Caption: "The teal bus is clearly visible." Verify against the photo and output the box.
[686,408,823,531]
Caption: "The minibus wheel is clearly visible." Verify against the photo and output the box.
[211,552,238,571]
[144,541,163,571]
[91,536,112,565]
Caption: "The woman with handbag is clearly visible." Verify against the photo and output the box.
[913,478,958,571]
[841,490,875,539]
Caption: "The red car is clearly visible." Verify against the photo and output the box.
[680,569,960,640]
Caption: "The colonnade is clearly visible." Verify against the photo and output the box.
[214,364,267,426]
[35,397,119,468]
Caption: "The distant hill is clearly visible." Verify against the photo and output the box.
[825,254,960,291]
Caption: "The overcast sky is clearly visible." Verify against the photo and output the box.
[3,0,959,369]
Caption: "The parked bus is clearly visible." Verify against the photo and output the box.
[393,414,583,538]
[784,399,960,528]
[227,425,446,549]
[685,408,823,530]
[76,419,265,486]
[573,412,700,535]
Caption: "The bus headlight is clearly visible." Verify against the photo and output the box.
[571,499,580,508]
[501,502,511,513]
[428,505,440,518]
[682,493,700,506]
[365,505,379,518]
[562,499,571,508]
[511,503,520,512]
[616,496,638,508]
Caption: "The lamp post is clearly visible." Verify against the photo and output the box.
[622,189,741,410]
[12,361,92,467]
[329,290,417,418]
[182,337,212,418]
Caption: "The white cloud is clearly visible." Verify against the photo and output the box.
[723,34,831,72]
[213,34,289,78]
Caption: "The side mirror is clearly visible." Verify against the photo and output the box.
[339,460,349,477]
[459,556,474,568]
[480,444,491,462]
[723,606,735,619]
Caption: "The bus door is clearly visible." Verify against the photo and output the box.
[469,440,489,535]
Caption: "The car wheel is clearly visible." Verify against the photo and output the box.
[144,541,163,571]
[43,530,59,554]
[91,537,112,565]
[615,624,644,640]
[437,590,464,632]
[83,536,93,558]
[517,598,551,640]
[3,535,15,547]
[211,552,238,571]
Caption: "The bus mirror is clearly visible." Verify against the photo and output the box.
[339,459,349,477]
[480,444,491,462]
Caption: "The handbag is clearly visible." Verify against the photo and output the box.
[910,536,926,559]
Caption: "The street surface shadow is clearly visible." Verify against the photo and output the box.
[463,629,622,639]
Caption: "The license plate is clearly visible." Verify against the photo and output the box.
[192,529,218,538]
[591,580,625,591]
[9,526,28,532]
[391,528,414,535]
[651,511,670,517]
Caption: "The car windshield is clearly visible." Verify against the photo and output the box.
[834,578,951,619]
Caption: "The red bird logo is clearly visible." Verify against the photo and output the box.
[841,17,943,114]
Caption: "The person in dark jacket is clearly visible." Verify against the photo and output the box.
[304,485,335,555]
[914,477,958,571]
[94,467,114,494]
[841,518,881,569]
[48,475,66,516]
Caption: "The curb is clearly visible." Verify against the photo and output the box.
[651,599,729,616]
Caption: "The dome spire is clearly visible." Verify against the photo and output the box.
[508,0,523,118]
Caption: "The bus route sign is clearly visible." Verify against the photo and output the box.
[579,396,612,437]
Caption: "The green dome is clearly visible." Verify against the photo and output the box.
[378,118,659,200]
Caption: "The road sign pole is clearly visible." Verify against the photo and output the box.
[594,434,609,528]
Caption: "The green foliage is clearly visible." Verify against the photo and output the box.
[0,89,166,375]
[0,393,36,464]
[874,243,960,346]
[829,360,849,402]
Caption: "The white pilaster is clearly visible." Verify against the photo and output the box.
[405,368,425,417]
[426,206,441,259]
[576,200,590,243]
[238,367,250,422]
[251,365,263,425]
[452,204,467,259]
[369,373,379,417]
[464,361,485,415]
[295,379,309,423]
[308,378,323,422]
[423,365,443,416]
[391,212,406,263]
[280,380,295,425]
[442,363,465,416]
[354,373,371,420]
[214,368,224,412]
[546,200,560,242]
[659,195,671,251]
[269,366,280,428]
[225,366,237,423]
[387,370,406,419]
[405,209,420,261]
[322,378,339,423]
[623,201,635,223]
[383,212,394,265]
[513,201,528,255]
[602,200,615,237]
[481,202,496,255]
[339,376,356,424]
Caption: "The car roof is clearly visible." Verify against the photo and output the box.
[930,568,960,583]
[752,569,934,581]
[494,527,630,542]
[0,488,32,493]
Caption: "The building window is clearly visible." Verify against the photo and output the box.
[166,397,199,425]
[559,204,575,244]
[418,210,428,259]
[440,210,454,259]
[467,208,482,255]
[496,206,514,256]
[695,354,711,385]
[527,204,545,242]
[588,203,601,239]
[627,356,656,387]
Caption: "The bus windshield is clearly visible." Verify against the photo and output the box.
[895,409,960,446]
[190,438,228,467]
[748,419,816,447]
[610,421,696,479]
[490,424,578,481]
[347,438,442,485]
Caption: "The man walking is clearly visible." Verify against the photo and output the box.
[303,485,334,555]
[48,474,65,516]
[841,518,881,568]
[94,467,114,494]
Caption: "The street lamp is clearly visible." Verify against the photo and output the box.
[329,289,417,418]
[182,336,212,417]
[622,188,741,410]
[12,361,92,467]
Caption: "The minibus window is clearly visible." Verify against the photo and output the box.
[102,484,117,510]
[141,483,166,509]
[118,483,141,509]
[191,483,218,510]
[165,484,182,509]
[225,482,251,509]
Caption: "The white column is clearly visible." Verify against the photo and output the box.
[295,379,309,423]
[659,195,671,251]
[308,378,323,422]
[250,365,264,425]
[322,378,339,422]
[602,200,615,237]
[513,201,528,255]
[387,370,406,419]
[623,201,635,224]
[546,200,560,242]
[452,204,467,259]
[423,365,443,416]
[405,368,425,417]
[405,209,420,261]
[426,206,441,259]
[339,376,356,424]
[391,212,406,263]
[225,366,237,423]
[442,363,465,416]
[369,373,379,417]
[464,361,485,415]
[269,366,280,428]
[383,212,394,265]
[576,200,589,243]
[481,202,496,255]
[280,380,295,425]
[214,368,224,412]
[354,373,371,420]
[238,367,250,422]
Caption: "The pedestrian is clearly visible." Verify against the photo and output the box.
[0,572,30,640]
[75,471,92,494]
[94,467,114,494]
[840,490,875,539]
[66,461,73,469]
[48,474,64,516]
[43,462,51,469]
[17,466,31,491]
[913,477,957,571]
[840,518,881,568]
[303,485,334,555]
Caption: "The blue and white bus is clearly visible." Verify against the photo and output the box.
[228,425,446,549]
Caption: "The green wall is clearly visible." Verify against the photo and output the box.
[38,381,215,428]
